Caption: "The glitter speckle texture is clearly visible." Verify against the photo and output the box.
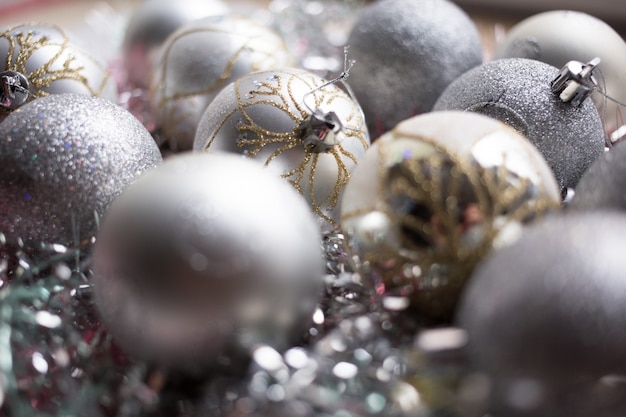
[0,93,162,251]
[434,58,606,192]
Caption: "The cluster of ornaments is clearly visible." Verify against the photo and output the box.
[2,0,626,416]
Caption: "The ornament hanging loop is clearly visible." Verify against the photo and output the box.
[0,70,31,110]
[300,46,356,153]
[551,57,601,106]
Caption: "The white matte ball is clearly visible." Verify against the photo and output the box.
[93,153,323,374]
[123,0,229,89]
[150,15,293,151]
[194,67,370,229]
[0,23,118,115]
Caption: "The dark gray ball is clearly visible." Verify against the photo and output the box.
[456,212,626,416]
[569,142,626,211]
[0,94,162,251]
[434,58,605,193]
[346,0,483,139]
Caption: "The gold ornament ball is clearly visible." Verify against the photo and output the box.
[0,23,117,119]
[340,111,561,321]
[150,15,293,151]
[194,67,370,229]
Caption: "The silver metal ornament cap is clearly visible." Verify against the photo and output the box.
[0,70,30,110]
[551,57,601,106]
[299,110,342,153]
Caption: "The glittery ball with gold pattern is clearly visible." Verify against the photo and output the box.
[150,16,293,151]
[194,67,370,229]
[0,23,117,119]
[340,111,561,321]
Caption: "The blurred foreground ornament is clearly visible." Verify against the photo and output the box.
[0,23,117,119]
[123,0,229,90]
[340,111,560,321]
[346,0,483,138]
[494,10,626,134]
[457,212,626,417]
[194,66,369,228]
[150,15,293,151]
[93,153,323,375]
[0,94,162,253]
[434,58,606,193]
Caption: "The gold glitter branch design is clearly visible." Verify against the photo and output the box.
[206,71,368,226]
[156,25,288,104]
[384,139,556,268]
[2,24,107,98]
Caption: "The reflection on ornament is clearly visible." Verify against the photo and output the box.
[340,111,560,321]
[123,0,229,89]
[93,153,323,375]
[194,67,369,228]
[0,23,117,119]
[434,58,606,193]
[457,211,626,417]
[150,15,293,151]
[0,94,162,253]
[494,10,626,134]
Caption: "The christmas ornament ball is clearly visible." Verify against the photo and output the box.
[0,23,117,118]
[150,15,293,151]
[93,153,323,374]
[456,212,626,416]
[340,111,560,321]
[569,141,626,212]
[434,58,606,193]
[123,0,229,89]
[346,0,483,138]
[494,10,626,134]
[0,93,162,251]
[194,67,370,228]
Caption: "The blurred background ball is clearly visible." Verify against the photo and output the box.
[340,111,560,321]
[494,10,626,135]
[569,141,626,212]
[0,94,162,251]
[434,58,606,194]
[93,153,323,374]
[194,67,370,228]
[456,212,626,417]
[0,23,117,119]
[346,0,483,138]
[150,15,293,151]
[123,0,229,90]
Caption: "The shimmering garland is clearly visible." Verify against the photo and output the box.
[194,67,370,228]
[340,112,561,321]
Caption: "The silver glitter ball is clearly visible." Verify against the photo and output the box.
[434,58,606,193]
[194,67,370,229]
[494,10,626,135]
[0,22,118,118]
[340,111,560,321]
[150,15,293,151]
[346,0,483,138]
[456,212,626,417]
[0,93,162,250]
[123,0,229,90]
[93,153,323,374]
